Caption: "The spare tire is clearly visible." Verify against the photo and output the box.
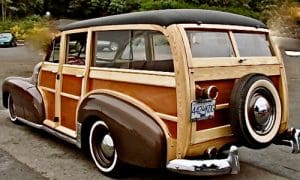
[229,74,282,148]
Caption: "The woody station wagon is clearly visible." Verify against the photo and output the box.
[2,9,300,176]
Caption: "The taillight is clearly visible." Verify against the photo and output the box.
[196,85,219,99]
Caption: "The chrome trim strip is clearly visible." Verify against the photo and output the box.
[18,117,43,129]
[166,146,240,176]
[17,117,78,147]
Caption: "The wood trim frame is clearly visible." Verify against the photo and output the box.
[43,119,76,138]
[76,89,176,161]
[89,68,175,87]
[156,112,177,122]
[88,24,168,32]
[191,125,233,144]
[56,28,92,134]
[269,36,289,133]
[167,24,192,158]
[191,64,281,81]
[38,62,59,126]
[180,23,270,33]
[178,24,280,68]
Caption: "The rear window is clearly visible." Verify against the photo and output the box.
[234,33,272,57]
[186,31,235,58]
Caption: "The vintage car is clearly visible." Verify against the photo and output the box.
[2,9,300,176]
[0,32,17,47]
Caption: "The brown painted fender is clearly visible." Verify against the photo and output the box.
[2,77,45,124]
[77,93,167,169]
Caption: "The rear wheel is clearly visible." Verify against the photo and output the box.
[8,95,19,123]
[89,121,121,175]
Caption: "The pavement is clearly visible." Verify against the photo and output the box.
[0,39,299,179]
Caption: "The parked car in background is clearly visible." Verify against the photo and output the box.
[2,9,300,177]
[97,40,118,52]
[0,32,17,47]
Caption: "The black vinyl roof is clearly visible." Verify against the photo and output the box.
[61,9,267,31]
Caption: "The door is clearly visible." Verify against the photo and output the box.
[58,32,88,136]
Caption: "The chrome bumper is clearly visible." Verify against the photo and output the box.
[166,146,240,176]
[274,127,300,153]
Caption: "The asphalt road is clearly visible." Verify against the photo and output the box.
[0,42,299,179]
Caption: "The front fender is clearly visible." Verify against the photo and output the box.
[78,93,167,168]
[2,77,45,124]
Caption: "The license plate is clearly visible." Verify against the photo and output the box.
[191,99,216,122]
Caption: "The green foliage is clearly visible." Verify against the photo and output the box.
[1,0,284,20]
[108,0,139,14]
[1,0,298,40]
[140,0,196,10]
[0,15,46,40]
[261,0,300,38]
[139,0,259,19]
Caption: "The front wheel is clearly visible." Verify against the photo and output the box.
[8,95,19,123]
[89,121,122,175]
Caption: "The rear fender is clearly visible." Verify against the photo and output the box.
[77,90,170,168]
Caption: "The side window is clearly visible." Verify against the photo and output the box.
[121,31,147,61]
[153,33,172,61]
[46,37,60,63]
[234,32,272,57]
[93,30,174,72]
[186,30,235,58]
[65,32,87,65]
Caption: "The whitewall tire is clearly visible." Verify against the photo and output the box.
[229,74,282,148]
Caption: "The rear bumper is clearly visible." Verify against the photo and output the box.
[166,127,300,176]
[166,146,240,176]
[274,127,300,153]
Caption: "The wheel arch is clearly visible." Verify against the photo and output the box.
[77,89,171,168]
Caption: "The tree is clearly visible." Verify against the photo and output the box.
[262,0,299,39]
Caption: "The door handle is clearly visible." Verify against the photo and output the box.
[238,58,247,63]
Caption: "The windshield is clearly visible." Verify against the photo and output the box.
[0,33,12,39]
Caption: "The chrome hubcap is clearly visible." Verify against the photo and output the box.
[254,96,271,126]
[100,134,115,158]
[248,89,276,135]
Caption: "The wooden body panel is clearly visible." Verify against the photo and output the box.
[39,70,56,89]
[61,96,78,130]
[88,78,177,116]
[38,64,59,122]
[62,74,82,96]
[43,91,55,121]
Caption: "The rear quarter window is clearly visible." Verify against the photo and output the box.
[234,33,272,57]
[186,31,235,58]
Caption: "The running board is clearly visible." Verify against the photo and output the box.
[17,117,80,148]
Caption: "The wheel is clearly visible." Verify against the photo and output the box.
[229,74,282,148]
[8,95,19,123]
[89,121,121,175]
